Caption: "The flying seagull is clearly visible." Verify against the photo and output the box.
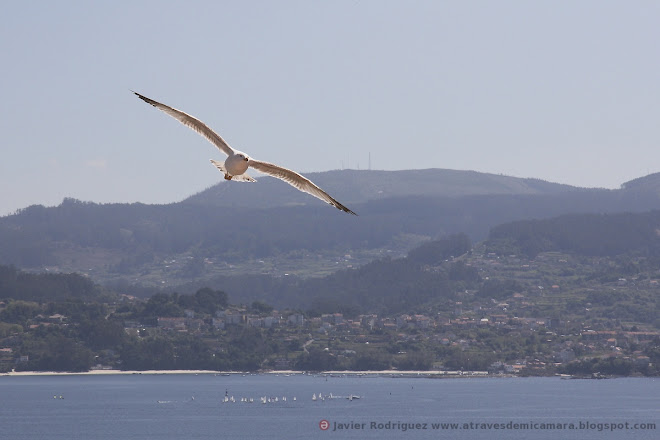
[133,92,357,215]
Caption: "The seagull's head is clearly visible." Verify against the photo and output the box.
[236,152,250,162]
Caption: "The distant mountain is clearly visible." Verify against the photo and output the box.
[2,168,660,290]
[487,210,660,258]
[482,172,660,258]
[621,172,660,193]
[182,168,578,209]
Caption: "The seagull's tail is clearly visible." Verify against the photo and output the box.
[210,159,227,174]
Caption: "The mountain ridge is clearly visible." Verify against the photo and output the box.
[182,168,582,209]
[2,168,660,290]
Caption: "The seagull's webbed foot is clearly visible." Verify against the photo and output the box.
[224,174,233,180]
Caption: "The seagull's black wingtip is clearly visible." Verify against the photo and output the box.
[132,91,157,106]
[337,204,358,216]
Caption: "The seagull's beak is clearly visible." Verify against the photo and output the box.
[244,157,249,161]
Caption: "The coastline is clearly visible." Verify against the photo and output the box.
[1,369,493,377]
[1,369,238,377]
[1,369,644,379]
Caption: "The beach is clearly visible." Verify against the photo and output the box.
[1,369,489,377]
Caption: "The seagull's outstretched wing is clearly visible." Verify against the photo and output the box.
[249,160,357,215]
[133,92,234,157]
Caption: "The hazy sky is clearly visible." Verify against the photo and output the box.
[2,1,660,216]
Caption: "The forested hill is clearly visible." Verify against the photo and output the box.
[0,265,111,303]
[487,210,660,258]
[182,168,577,209]
[3,206,660,318]
[172,233,476,313]
[486,172,660,258]
[2,169,660,288]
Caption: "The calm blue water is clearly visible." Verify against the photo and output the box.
[0,374,657,439]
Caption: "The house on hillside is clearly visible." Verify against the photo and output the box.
[157,317,186,331]
[287,314,305,326]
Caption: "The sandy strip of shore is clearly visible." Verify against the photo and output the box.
[1,369,488,377]
[1,369,234,376]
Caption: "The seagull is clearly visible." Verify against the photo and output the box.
[133,92,357,215]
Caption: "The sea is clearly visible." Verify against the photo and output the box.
[0,374,657,439]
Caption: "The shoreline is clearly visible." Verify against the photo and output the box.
[3,369,643,379]
[0,369,493,378]
[1,369,238,377]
